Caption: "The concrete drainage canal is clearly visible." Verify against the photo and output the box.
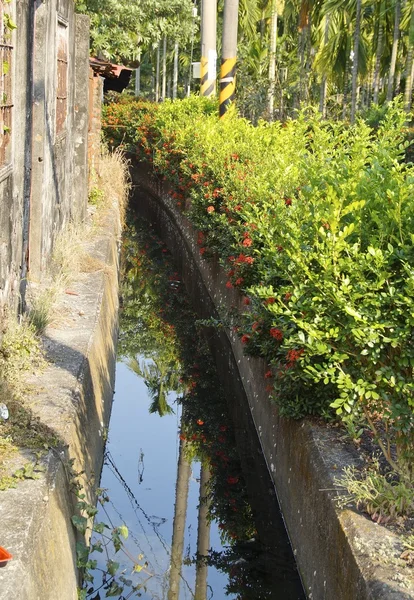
[84,206,305,599]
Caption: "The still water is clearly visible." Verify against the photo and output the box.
[85,215,305,600]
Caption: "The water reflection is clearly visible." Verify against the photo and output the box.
[85,214,304,599]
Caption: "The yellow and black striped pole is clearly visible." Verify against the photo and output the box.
[200,0,217,97]
[219,0,239,118]
[219,57,236,117]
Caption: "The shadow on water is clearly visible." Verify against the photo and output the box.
[86,212,305,600]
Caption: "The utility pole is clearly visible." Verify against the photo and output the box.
[219,0,239,117]
[200,0,217,97]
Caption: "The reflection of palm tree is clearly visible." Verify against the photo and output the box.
[195,464,212,600]
[127,357,180,416]
[168,434,192,600]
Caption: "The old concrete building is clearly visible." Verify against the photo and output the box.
[0,0,90,313]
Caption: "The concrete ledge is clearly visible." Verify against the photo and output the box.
[131,163,414,600]
[0,203,120,599]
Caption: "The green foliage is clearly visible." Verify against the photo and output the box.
[76,0,195,62]
[105,96,414,479]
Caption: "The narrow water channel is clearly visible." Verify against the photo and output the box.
[86,211,305,600]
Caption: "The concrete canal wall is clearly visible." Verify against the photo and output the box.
[131,162,414,600]
[0,204,121,599]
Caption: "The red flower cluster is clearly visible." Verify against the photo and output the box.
[270,328,283,340]
[227,476,239,485]
[241,334,250,344]
[286,348,304,364]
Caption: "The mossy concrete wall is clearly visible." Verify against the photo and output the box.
[0,203,120,599]
[131,163,414,600]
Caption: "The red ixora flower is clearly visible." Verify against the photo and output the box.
[286,348,304,364]
[284,197,292,206]
[242,296,251,305]
[241,334,250,344]
[270,328,283,340]
[264,370,272,379]
[242,237,252,247]
[207,205,215,213]
[227,476,239,485]
[197,419,204,426]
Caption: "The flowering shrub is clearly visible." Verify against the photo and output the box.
[104,97,414,478]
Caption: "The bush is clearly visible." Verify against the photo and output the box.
[103,97,414,478]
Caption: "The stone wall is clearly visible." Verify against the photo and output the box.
[0,0,91,312]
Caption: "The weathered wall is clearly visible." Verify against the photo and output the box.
[131,164,414,600]
[0,203,120,600]
[0,0,91,309]
[0,0,32,311]
[88,68,103,178]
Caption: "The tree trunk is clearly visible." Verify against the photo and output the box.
[155,44,160,102]
[404,6,414,113]
[168,436,191,600]
[173,41,179,99]
[135,50,141,97]
[162,36,167,101]
[342,37,350,119]
[373,22,384,104]
[219,0,239,117]
[194,464,212,600]
[350,0,362,124]
[319,15,330,118]
[201,0,218,97]
[387,0,401,102]
[268,0,278,120]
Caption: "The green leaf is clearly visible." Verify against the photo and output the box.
[72,515,88,534]
[105,582,124,597]
[107,559,120,576]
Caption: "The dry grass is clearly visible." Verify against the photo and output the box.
[28,145,130,333]
[92,146,131,227]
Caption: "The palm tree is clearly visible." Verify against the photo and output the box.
[194,464,212,600]
[404,2,414,113]
[387,0,402,101]
[127,357,179,416]
[168,434,192,600]
[351,0,363,122]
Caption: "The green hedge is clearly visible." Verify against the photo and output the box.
[104,97,414,478]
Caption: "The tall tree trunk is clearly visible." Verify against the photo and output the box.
[351,0,362,124]
[405,6,414,112]
[268,0,278,120]
[201,0,218,97]
[373,22,384,104]
[162,36,167,101]
[135,50,141,97]
[387,0,401,102]
[168,436,191,600]
[319,15,330,118]
[298,27,306,106]
[173,41,179,99]
[194,464,212,600]
[219,0,239,117]
[342,36,351,119]
[155,43,160,102]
